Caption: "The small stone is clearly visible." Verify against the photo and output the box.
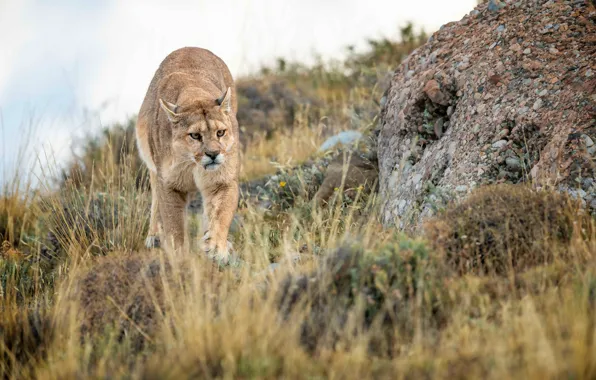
[581,134,594,147]
[523,48,531,54]
[549,47,559,54]
[447,106,454,116]
[268,263,281,272]
[434,118,444,138]
[492,140,508,149]
[510,43,522,52]
[498,129,510,139]
[586,70,594,78]
[518,106,529,115]
[505,157,522,171]
[455,185,468,193]
[457,62,470,71]
[533,98,544,110]
[496,25,505,33]
[412,174,423,185]
[488,0,505,12]
[539,89,548,96]
[398,199,408,213]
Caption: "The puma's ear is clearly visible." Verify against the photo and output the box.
[216,87,232,114]
[159,98,180,122]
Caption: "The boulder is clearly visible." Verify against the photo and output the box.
[378,0,596,229]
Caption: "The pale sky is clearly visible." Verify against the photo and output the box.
[0,0,476,186]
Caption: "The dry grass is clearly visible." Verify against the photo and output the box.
[425,184,592,275]
[239,117,326,181]
[2,142,595,379]
[2,26,596,380]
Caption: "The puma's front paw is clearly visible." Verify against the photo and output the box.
[201,232,232,265]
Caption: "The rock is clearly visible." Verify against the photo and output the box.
[319,131,363,152]
[434,118,444,138]
[488,0,506,12]
[492,140,508,149]
[505,157,522,172]
[581,134,594,147]
[377,0,596,229]
[532,98,544,110]
[314,154,378,204]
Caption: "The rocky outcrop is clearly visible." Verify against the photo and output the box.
[378,0,595,229]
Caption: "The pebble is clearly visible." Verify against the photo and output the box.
[434,118,444,138]
[581,134,594,147]
[455,185,468,193]
[497,25,505,33]
[533,98,544,110]
[549,47,559,54]
[398,199,408,213]
[518,106,529,115]
[488,0,506,12]
[539,89,548,96]
[492,140,508,149]
[497,129,509,139]
[582,178,594,191]
[412,173,423,185]
[268,263,281,272]
[505,157,522,171]
[523,48,532,54]
[457,62,470,71]
[587,69,594,78]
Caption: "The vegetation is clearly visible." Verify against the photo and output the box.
[1,23,596,379]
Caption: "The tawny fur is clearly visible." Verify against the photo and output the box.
[136,47,239,263]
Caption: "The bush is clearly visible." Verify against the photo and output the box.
[277,236,450,356]
[424,184,588,275]
[0,307,53,378]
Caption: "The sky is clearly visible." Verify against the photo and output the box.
[0,0,476,186]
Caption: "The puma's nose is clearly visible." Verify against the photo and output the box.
[205,151,219,160]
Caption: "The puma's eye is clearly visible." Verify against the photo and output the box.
[189,133,202,141]
[217,129,226,137]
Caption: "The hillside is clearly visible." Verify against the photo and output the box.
[1,2,596,379]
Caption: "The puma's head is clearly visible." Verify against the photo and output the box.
[159,87,236,171]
